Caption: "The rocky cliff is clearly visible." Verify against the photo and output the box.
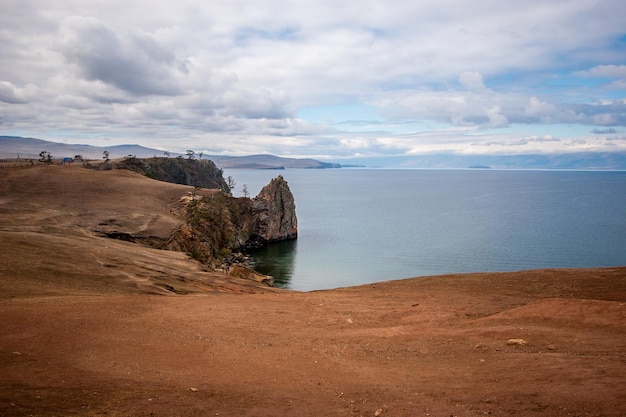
[168,175,297,270]
[249,175,298,245]
[114,156,229,191]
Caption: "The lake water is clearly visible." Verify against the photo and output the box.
[224,169,626,291]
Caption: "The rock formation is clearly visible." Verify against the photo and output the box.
[168,175,297,273]
[249,175,298,244]
[114,156,229,191]
[228,264,274,287]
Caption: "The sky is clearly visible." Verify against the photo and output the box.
[1,0,625,160]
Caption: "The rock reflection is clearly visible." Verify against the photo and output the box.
[247,240,297,288]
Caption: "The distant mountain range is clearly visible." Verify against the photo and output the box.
[207,154,340,169]
[2,136,626,170]
[0,136,163,160]
[0,136,340,169]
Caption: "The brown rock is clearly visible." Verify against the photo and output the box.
[228,264,274,287]
[251,175,298,243]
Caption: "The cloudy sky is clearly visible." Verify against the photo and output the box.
[1,0,625,159]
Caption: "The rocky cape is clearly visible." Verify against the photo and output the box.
[0,163,297,287]
[169,174,298,278]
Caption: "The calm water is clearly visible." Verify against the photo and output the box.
[225,169,626,291]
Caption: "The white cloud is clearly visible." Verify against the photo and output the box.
[221,87,292,119]
[524,97,558,122]
[1,0,625,157]
[486,106,509,128]
[459,72,487,92]
[578,65,626,79]
[0,81,29,104]
[58,16,188,96]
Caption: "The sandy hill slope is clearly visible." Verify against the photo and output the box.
[1,165,625,417]
[0,165,269,295]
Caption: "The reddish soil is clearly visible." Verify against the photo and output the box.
[1,166,625,416]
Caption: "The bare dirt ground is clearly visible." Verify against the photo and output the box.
[1,166,625,416]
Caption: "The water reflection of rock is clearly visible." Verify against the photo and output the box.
[247,239,297,288]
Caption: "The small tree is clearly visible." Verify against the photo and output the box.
[186,150,195,159]
[242,184,249,198]
[39,151,52,164]
[163,151,170,158]
[226,176,236,195]
[102,150,110,169]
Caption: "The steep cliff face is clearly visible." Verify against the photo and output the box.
[168,175,297,269]
[249,175,298,245]
[114,157,229,191]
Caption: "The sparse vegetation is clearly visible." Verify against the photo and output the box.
[102,150,111,169]
[120,154,142,170]
[173,192,254,267]
[39,151,53,164]
[100,156,229,191]
[226,175,236,195]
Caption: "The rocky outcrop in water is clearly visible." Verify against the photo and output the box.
[168,175,297,271]
[249,175,298,245]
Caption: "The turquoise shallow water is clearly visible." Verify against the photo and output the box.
[224,169,626,291]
